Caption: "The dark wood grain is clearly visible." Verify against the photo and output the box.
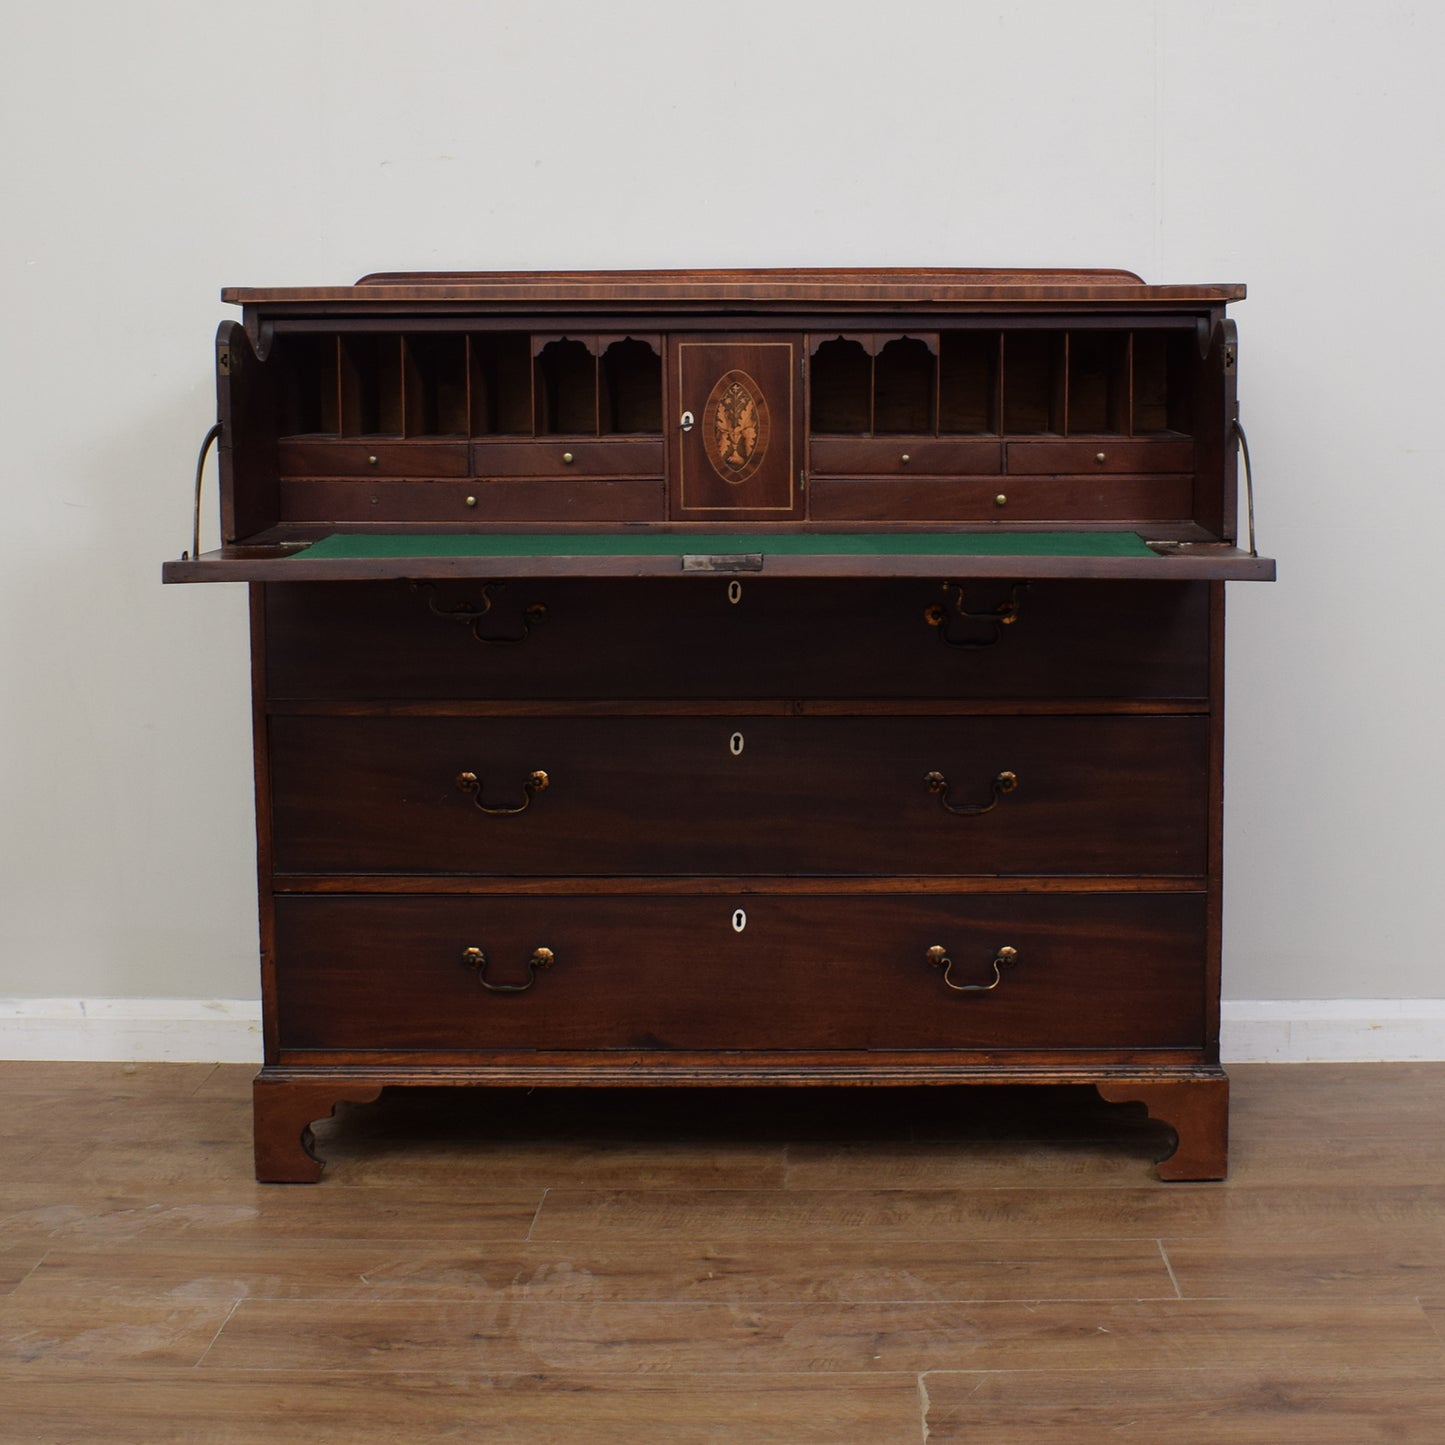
[224,268,1244,310]
[809,437,1002,476]
[670,336,805,519]
[276,439,469,477]
[1097,1077,1229,1180]
[1005,438,1195,473]
[471,438,663,476]
[270,892,1206,1054]
[266,714,1208,877]
[263,578,1212,702]
[277,478,665,525]
[216,321,279,544]
[809,474,1194,523]
[253,1079,384,1183]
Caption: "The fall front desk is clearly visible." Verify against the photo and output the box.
[164,269,1273,1181]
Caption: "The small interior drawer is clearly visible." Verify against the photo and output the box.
[276,439,470,477]
[277,478,664,526]
[1005,439,1195,474]
[810,438,1002,476]
[471,439,664,477]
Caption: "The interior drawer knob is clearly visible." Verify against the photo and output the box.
[926,944,1019,993]
[462,945,555,993]
[924,768,1018,816]
[455,768,550,815]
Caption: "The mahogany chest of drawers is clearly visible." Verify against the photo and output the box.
[165,268,1273,1181]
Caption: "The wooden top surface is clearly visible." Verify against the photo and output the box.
[222,268,1245,310]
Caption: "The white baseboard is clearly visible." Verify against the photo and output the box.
[1,998,1442,1065]
[0,998,263,1063]
[1220,999,1445,1063]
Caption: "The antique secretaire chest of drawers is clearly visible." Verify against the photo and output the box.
[164,268,1273,1181]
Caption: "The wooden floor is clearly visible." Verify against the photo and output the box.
[2,1064,1444,1442]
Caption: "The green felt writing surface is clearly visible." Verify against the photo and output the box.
[294,532,1156,560]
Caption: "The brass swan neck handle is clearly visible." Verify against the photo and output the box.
[924,581,1028,649]
[462,945,555,993]
[927,945,1019,993]
[924,769,1018,816]
[455,769,550,815]
[413,581,548,645]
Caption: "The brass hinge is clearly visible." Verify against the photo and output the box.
[218,345,233,375]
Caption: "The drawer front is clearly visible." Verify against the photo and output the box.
[808,475,1192,524]
[471,439,664,477]
[810,438,1002,476]
[277,478,664,526]
[273,892,1206,1052]
[1005,439,1195,475]
[265,579,1210,702]
[276,440,470,477]
[269,715,1209,877]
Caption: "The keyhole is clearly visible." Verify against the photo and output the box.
[729,732,744,756]
[732,908,747,933]
[727,580,742,605]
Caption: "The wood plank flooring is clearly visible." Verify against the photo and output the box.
[1,1062,1443,1442]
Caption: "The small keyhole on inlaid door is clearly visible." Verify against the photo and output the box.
[729,732,745,756]
[732,909,747,932]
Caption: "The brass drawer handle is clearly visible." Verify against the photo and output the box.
[456,769,550,815]
[413,581,548,645]
[924,581,1027,649]
[927,944,1018,993]
[924,768,1017,816]
[462,945,554,993]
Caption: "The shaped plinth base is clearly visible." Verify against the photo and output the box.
[253,1076,384,1183]
[1096,1075,1229,1181]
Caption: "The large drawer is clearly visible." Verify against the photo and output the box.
[273,892,1207,1052]
[269,715,1209,877]
[264,578,1211,701]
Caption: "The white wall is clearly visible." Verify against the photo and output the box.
[2,2,1442,1025]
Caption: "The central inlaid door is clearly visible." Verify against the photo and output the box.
[670,335,804,520]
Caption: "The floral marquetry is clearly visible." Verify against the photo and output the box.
[705,370,770,484]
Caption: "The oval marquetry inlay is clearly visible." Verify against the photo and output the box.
[703,369,770,485]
